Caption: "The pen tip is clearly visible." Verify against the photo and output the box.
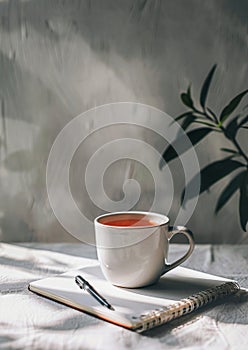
[109,305,115,311]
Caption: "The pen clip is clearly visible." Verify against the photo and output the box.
[75,275,86,290]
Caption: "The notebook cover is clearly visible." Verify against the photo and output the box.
[29,264,239,332]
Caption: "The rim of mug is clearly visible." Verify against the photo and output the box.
[94,211,169,229]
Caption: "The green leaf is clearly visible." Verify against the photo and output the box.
[206,107,217,120]
[181,114,197,130]
[220,148,239,155]
[239,114,248,127]
[181,158,245,203]
[200,64,217,109]
[186,127,213,145]
[224,117,239,140]
[160,127,212,166]
[173,112,195,123]
[174,111,212,126]
[199,159,244,193]
[239,172,248,231]
[195,120,216,128]
[4,150,34,172]
[181,87,194,109]
[215,171,246,213]
[220,89,248,123]
[160,144,177,166]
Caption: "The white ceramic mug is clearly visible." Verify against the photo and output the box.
[94,211,195,288]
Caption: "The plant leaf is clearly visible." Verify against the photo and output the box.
[239,114,248,127]
[181,87,194,109]
[173,112,195,123]
[160,127,212,166]
[195,120,216,128]
[215,171,246,213]
[181,114,197,130]
[181,158,245,203]
[239,172,248,231]
[186,127,213,144]
[200,64,217,109]
[220,148,239,155]
[160,145,177,166]
[224,116,239,140]
[220,89,248,123]
[199,159,244,193]
[206,107,217,120]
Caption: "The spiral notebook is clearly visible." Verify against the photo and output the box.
[29,264,240,332]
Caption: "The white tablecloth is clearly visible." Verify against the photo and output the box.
[0,243,247,350]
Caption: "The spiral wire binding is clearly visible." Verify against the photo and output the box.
[134,281,240,332]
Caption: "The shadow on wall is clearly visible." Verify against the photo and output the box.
[0,0,247,243]
[0,48,75,242]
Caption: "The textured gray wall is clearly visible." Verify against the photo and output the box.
[0,0,247,243]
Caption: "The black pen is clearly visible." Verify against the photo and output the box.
[75,275,115,311]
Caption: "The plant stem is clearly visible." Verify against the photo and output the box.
[219,125,248,164]
[206,108,219,124]
[192,108,214,122]
[194,106,219,124]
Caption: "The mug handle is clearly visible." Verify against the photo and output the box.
[162,226,195,274]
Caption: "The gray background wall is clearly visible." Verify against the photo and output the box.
[0,0,247,243]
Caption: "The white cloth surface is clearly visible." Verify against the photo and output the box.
[0,243,248,350]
